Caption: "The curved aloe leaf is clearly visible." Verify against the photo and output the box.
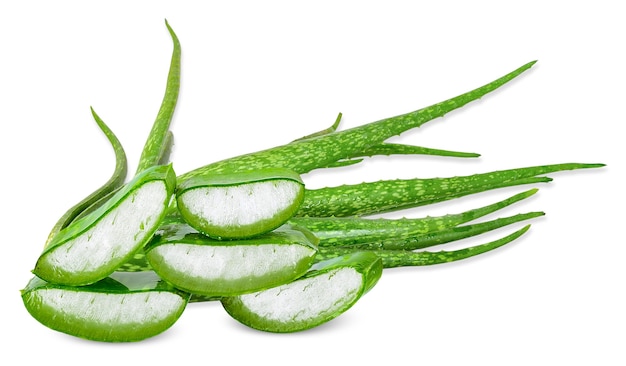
[21,271,189,342]
[34,165,176,286]
[135,20,181,174]
[221,251,382,332]
[45,108,128,246]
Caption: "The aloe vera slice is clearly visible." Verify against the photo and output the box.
[34,164,176,286]
[176,168,305,239]
[145,222,318,297]
[221,251,382,333]
[21,271,189,342]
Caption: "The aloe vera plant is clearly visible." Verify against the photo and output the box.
[21,21,605,342]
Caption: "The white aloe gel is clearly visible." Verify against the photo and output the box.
[21,272,188,342]
[146,224,318,297]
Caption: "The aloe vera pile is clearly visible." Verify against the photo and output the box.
[21,21,604,342]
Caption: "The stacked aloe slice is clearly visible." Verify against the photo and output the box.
[21,21,604,342]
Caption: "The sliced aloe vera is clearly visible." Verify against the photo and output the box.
[176,168,305,239]
[145,221,318,297]
[221,251,382,333]
[34,165,176,286]
[21,271,189,342]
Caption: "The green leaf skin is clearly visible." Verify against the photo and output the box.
[21,271,189,342]
[34,165,176,286]
[221,251,382,333]
[176,168,305,239]
[45,108,128,247]
[135,20,181,175]
[290,188,538,247]
[145,222,318,297]
[178,61,535,180]
[317,225,531,268]
[297,163,604,217]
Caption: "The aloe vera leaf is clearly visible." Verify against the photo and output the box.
[317,224,531,268]
[343,211,543,251]
[176,168,306,239]
[135,20,181,175]
[45,108,128,246]
[178,61,535,180]
[221,251,382,333]
[145,223,318,297]
[290,188,537,247]
[34,164,176,286]
[297,163,604,217]
[21,271,189,342]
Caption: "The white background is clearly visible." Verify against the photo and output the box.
[1,1,623,365]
